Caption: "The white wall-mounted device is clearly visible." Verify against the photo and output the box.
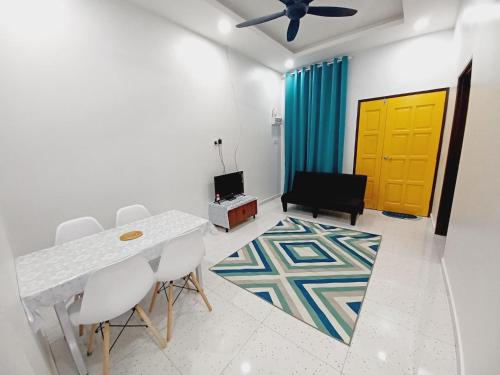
[271,108,282,126]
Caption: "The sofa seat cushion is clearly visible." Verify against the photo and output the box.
[281,192,316,205]
[318,197,363,212]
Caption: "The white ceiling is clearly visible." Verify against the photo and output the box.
[217,0,404,52]
[127,0,460,73]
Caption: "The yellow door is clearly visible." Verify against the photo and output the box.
[378,91,446,216]
[356,91,446,216]
[354,100,387,209]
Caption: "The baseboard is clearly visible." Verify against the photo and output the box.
[441,257,466,375]
[259,194,280,204]
[430,213,436,229]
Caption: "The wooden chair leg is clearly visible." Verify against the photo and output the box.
[189,272,212,312]
[148,281,161,313]
[75,294,85,337]
[103,322,110,375]
[86,323,98,356]
[167,282,173,343]
[135,304,166,349]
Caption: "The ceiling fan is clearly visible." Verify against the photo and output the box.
[236,0,358,42]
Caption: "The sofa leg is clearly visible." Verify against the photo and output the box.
[313,208,318,219]
[359,205,364,215]
[282,201,288,212]
[350,213,357,226]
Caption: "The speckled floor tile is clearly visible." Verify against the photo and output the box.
[160,292,261,375]
[221,325,334,375]
[47,199,456,375]
[343,308,457,375]
[263,308,348,372]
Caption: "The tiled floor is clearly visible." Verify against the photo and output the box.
[44,198,457,375]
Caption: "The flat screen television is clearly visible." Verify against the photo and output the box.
[214,171,244,200]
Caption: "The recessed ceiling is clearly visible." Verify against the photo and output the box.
[127,0,460,72]
[217,0,404,52]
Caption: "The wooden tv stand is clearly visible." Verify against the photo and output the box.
[208,195,257,232]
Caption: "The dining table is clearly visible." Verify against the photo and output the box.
[15,209,211,375]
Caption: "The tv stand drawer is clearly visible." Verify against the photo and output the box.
[208,195,258,232]
[228,201,257,229]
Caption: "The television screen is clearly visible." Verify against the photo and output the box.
[214,171,244,200]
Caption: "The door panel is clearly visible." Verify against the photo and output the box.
[355,100,387,209]
[377,91,446,216]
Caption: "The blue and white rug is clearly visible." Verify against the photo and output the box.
[210,217,382,345]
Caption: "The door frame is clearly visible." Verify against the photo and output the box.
[435,61,472,235]
[353,87,450,216]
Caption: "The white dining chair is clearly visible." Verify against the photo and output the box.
[55,216,105,336]
[148,229,212,343]
[115,204,151,227]
[55,217,104,245]
[67,255,165,375]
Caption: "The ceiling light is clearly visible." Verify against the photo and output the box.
[413,17,429,32]
[377,351,387,362]
[218,19,232,34]
[284,59,294,69]
[240,362,251,374]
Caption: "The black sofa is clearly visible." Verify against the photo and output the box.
[281,171,367,225]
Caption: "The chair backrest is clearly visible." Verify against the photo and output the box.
[78,255,154,325]
[115,204,151,227]
[156,229,205,282]
[55,217,104,245]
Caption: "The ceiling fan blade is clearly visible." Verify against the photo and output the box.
[287,19,300,42]
[236,10,287,28]
[278,0,294,4]
[307,6,358,17]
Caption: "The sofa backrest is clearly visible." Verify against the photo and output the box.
[292,171,319,195]
[292,171,367,198]
[324,173,367,198]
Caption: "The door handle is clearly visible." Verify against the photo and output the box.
[383,155,392,160]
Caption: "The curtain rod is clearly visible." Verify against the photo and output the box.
[285,56,352,76]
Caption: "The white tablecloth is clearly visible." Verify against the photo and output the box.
[16,210,211,325]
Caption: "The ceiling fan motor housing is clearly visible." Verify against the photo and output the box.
[286,3,308,20]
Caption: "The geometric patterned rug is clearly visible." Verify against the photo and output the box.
[210,217,382,345]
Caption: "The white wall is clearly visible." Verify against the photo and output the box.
[442,0,500,373]
[0,0,282,256]
[344,29,457,173]
[0,210,56,375]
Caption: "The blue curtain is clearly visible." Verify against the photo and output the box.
[284,57,348,192]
